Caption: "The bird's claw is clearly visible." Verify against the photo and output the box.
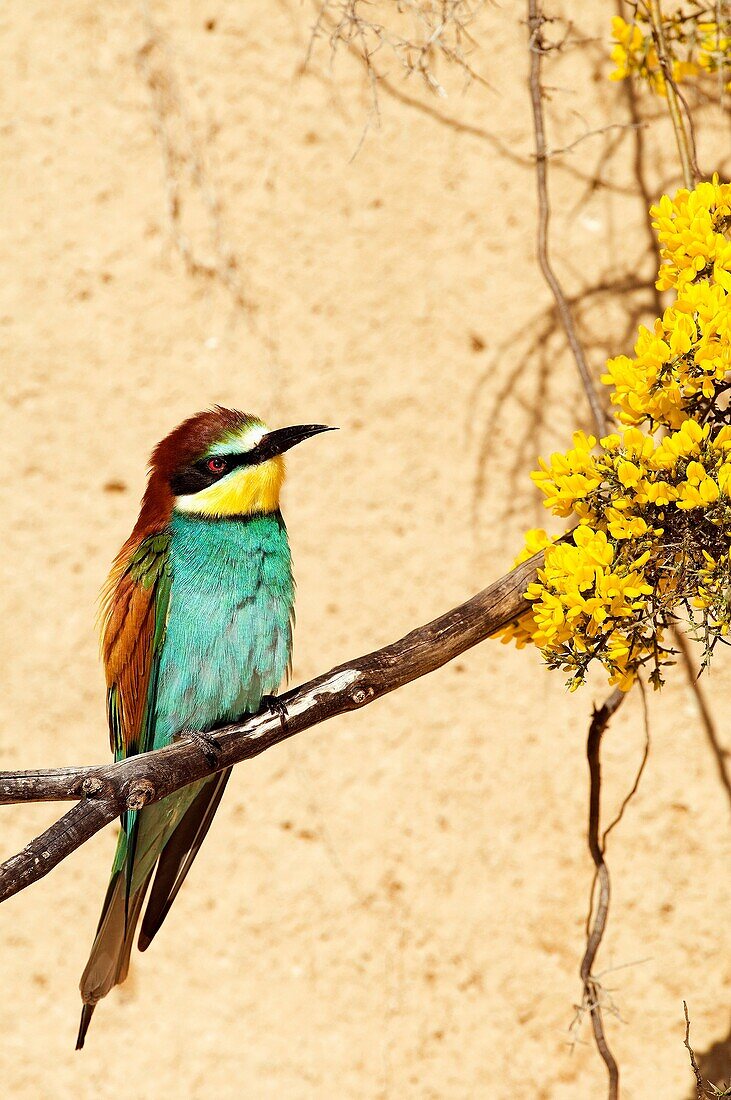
[260,694,289,730]
[180,728,223,768]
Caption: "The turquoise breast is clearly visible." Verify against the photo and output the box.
[153,512,294,748]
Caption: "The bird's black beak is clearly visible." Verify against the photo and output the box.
[256,424,337,461]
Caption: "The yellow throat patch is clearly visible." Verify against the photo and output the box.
[175,455,285,517]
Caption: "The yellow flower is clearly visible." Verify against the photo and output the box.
[636,479,677,505]
[677,476,720,508]
[718,464,731,495]
[606,510,648,539]
[502,177,731,692]
[685,460,707,485]
[607,11,730,98]
[511,528,554,566]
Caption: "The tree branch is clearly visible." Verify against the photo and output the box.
[0,552,541,905]
[526,0,610,438]
[579,687,625,1100]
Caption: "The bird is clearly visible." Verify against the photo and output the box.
[76,406,334,1049]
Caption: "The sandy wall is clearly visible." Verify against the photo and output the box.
[1,2,729,1096]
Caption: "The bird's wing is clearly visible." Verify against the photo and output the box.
[102,531,172,762]
[77,532,173,1035]
[102,531,172,902]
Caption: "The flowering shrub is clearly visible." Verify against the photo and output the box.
[610,9,731,96]
[501,177,731,691]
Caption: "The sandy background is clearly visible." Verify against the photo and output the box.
[1,1,729,1096]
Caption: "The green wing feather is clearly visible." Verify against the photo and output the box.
[108,534,172,880]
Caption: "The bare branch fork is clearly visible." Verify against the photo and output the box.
[0,554,541,907]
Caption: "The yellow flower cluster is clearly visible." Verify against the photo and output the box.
[500,179,731,691]
[512,524,653,691]
[610,11,731,96]
[604,178,731,429]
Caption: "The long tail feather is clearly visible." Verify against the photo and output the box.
[76,867,152,1049]
[139,769,232,951]
[76,1004,96,1050]
[77,767,232,1045]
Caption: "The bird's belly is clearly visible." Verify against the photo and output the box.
[152,517,293,747]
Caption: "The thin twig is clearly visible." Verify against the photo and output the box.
[526,0,609,437]
[672,626,731,815]
[579,687,625,1100]
[307,0,489,103]
[602,678,651,848]
[547,121,646,158]
[305,0,641,195]
[644,0,699,188]
[613,0,665,316]
[0,553,541,904]
[683,1000,706,1100]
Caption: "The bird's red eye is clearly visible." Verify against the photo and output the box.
[207,456,226,473]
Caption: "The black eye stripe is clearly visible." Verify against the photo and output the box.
[170,450,257,496]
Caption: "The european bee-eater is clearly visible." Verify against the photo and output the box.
[76,407,333,1049]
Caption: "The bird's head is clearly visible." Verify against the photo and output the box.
[135,407,334,532]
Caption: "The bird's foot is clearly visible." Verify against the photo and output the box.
[260,694,289,731]
[178,728,223,768]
